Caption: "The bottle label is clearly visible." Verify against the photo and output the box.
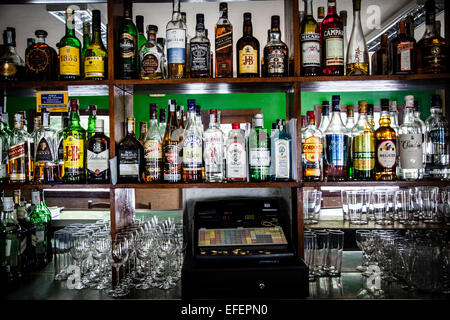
[63,136,84,170]
[423,44,447,71]
[399,133,423,169]
[84,56,105,78]
[303,136,322,163]
[397,41,413,72]
[249,147,270,167]
[325,134,347,166]
[353,134,375,170]
[301,33,321,67]
[216,31,232,52]
[167,29,186,64]
[59,46,80,76]
[35,138,53,162]
[226,141,246,179]
[141,54,160,74]
[429,128,448,144]
[0,62,17,77]
[8,142,26,161]
[164,143,181,181]
[324,28,344,66]
[204,135,223,167]
[190,43,209,72]
[119,149,139,176]
[119,33,136,58]
[183,135,203,170]
[239,45,258,74]
[36,230,45,244]
[26,47,50,73]
[274,139,290,179]
[87,149,109,175]
[267,48,286,74]
[376,139,396,169]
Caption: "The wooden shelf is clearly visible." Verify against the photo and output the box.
[305,220,450,230]
[0,184,111,190]
[302,180,450,188]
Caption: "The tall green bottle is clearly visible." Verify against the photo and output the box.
[28,190,47,268]
[118,0,138,79]
[87,104,97,139]
[59,7,81,80]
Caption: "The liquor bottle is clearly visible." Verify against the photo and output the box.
[340,10,348,70]
[389,101,399,134]
[237,13,260,78]
[367,103,376,129]
[226,123,247,182]
[138,121,147,146]
[324,95,348,181]
[8,113,30,183]
[318,101,330,133]
[136,15,147,52]
[204,109,224,182]
[63,99,86,183]
[181,12,190,79]
[84,10,108,80]
[372,34,389,75]
[86,105,97,140]
[59,8,81,81]
[351,101,375,180]
[405,15,415,39]
[143,104,163,182]
[414,101,427,171]
[215,2,233,78]
[166,0,187,79]
[139,25,164,79]
[264,15,288,77]
[163,100,182,183]
[25,30,58,81]
[0,115,8,183]
[14,190,31,272]
[38,191,52,263]
[28,190,47,268]
[345,105,355,132]
[30,117,41,182]
[0,27,25,81]
[34,108,59,184]
[87,119,110,184]
[425,94,450,180]
[159,108,167,138]
[299,1,321,77]
[398,95,424,181]
[195,105,204,137]
[317,7,325,34]
[392,20,417,75]
[27,38,35,49]
[417,0,448,74]
[118,117,144,183]
[189,14,211,78]
[177,105,184,129]
[271,119,291,181]
[81,22,91,61]
[118,0,138,79]
[248,114,270,181]
[182,99,203,183]
[346,0,369,76]
[321,0,344,76]
[302,111,322,181]
[375,99,397,181]
[57,115,69,181]
[157,37,168,78]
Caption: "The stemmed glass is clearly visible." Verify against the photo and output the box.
[69,232,89,290]
[134,233,155,290]
[109,236,130,298]
[355,230,370,272]
[154,230,178,290]
[92,232,111,290]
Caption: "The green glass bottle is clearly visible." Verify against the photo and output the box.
[39,191,52,263]
[81,22,91,61]
[136,15,147,51]
[59,7,81,80]
[63,99,86,183]
[118,0,138,79]
[28,190,47,268]
[87,104,97,140]
[84,10,107,80]
[249,114,271,181]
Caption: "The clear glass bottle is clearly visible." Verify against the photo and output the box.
[345,105,355,132]
[195,105,204,138]
[166,0,187,79]
[163,99,182,183]
[84,10,107,80]
[300,0,321,76]
[389,101,399,134]
[272,119,291,181]
[139,25,164,79]
[318,101,330,133]
[302,111,323,181]
[159,108,167,138]
[346,0,369,75]
[215,2,233,78]
[190,14,211,78]
[0,27,25,81]
[204,109,224,182]
[248,114,270,181]
[143,104,162,183]
[398,95,424,181]
[182,99,203,183]
[8,113,31,183]
[226,123,247,182]
[340,10,348,70]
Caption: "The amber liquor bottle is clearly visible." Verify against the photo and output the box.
[25,30,57,81]
[372,34,389,75]
[375,99,397,180]
[237,13,260,78]
[392,21,416,75]
[215,2,233,78]
[264,15,288,77]
[321,0,344,76]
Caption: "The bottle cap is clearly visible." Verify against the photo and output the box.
[380,99,389,107]
[307,111,315,122]
[136,15,144,28]
[92,9,101,27]
[253,113,264,127]
[321,101,330,116]
[232,123,240,129]
[220,2,228,11]
[404,95,414,108]
[209,109,217,115]
[244,12,251,20]
[150,103,158,118]
[271,15,280,30]
[70,99,79,111]
[195,105,201,115]
[431,94,442,107]
[146,25,158,33]
[187,99,196,111]
[35,30,48,38]
[3,197,14,212]
[346,106,354,117]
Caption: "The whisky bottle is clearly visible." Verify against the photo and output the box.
[321,0,344,76]
[81,22,91,61]
[118,117,144,183]
[59,8,81,81]
[87,119,110,184]
[190,14,211,78]
[63,99,86,183]
[215,2,233,78]
[375,99,397,181]
[351,101,375,180]
[249,114,270,181]
[226,123,247,182]
[182,99,203,182]
[372,34,389,75]
[300,0,321,76]
[34,108,59,183]
[417,0,448,74]
[302,111,323,181]
[84,10,107,80]
[237,13,260,78]
[264,15,288,77]
[86,105,97,140]
[346,0,369,76]
[166,0,187,78]
[163,100,182,182]
[0,115,8,183]
[143,104,163,182]
[392,20,416,75]
[138,121,147,146]
[204,109,224,182]
[8,113,30,183]
[0,27,25,81]
[139,25,164,79]
[25,30,58,81]
[118,0,138,79]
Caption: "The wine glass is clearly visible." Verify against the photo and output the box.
[109,236,130,298]
[69,232,89,290]
[92,232,111,290]
[355,230,371,272]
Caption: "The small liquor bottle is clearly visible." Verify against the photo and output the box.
[139,25,165,79]
[346,0,369,76]
[237,13,260,78]
[264,15,288,77]
[87,119,110,184]
[300,0,321,76]
[0,27,25,81]
[204,109,224,182]
[182,99,203,182]
[138,121,147,146]
[351,101,375,180]
[372,34,389,75]
[118,0,138,79]
[389,101,399,134]
[226,123,247,182]
[317,7,325,34]
[375,100,397,181]
[321,0,344,76]
[166,0,187,79]
[34,108,59,183]
[391,21,416,75]
[57,115,69,181]
[143,104,163,182]
[215,2,233,78]
[318,101,330,133]
[324,95,349,181]
[84,10,108,80]
[63,99,86,183]
[249,114,270,181]
[25,30,58,81]
[59,8,81,80]
[118,117,144,183]
[417,0,448,74]
[302,111,323,181]
[163,100,182,183]
[86,105,97,140]
[8,113,30,183]
[190,14,211,78]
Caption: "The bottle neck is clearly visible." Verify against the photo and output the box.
[305,0,313,16]
[69,109,81,127]
[92,27,102,45]
[65,12,76,37]
[243,21,253,36]
[186,110,197,129]
[126,121,135,136]
[403,107,415,124]
[36,36,46,44]
[327,1,337,16]
[147,31,157,43]
[379,111,391,127]
[172,0,181,20]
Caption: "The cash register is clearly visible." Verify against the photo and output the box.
[181,198,309,299]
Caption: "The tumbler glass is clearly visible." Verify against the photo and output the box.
[372,191,390,225]
[327,230,344,277]
[341,190,350,221]
[304,190,321,225]
[348,191,368,225]
[313,230,329,277]
[304,233,317,281]
[421,187,439,223]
